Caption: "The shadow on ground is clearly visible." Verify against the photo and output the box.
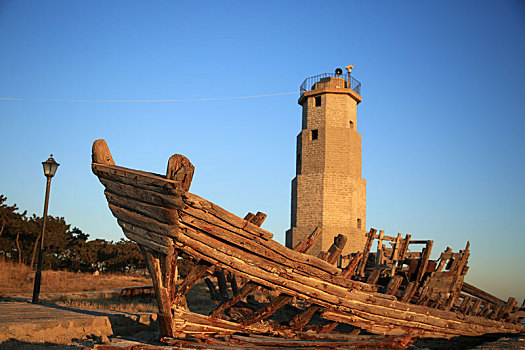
[0,337,100,349]
[409,332,525,349]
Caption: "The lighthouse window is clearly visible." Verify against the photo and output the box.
[357,218,362,229]
[314,96,322,107]
[349,121,354,129]
[311,129,318,140]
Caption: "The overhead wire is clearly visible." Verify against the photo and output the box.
[0,91,297,103]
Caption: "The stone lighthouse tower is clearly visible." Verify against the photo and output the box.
[285,66,367,258]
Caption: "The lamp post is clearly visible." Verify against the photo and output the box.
[32,154,59,304]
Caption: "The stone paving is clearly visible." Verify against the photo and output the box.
[0,301,113,344]
[0,300,159,347]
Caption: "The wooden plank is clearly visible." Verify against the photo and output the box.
[289,304,321,330]
[322,309,466,338]
[204,277,221,301]
[340,291,523,333]
[366,269,381,285]
[174,231,525,336]
[121,229,170,255]
[417,286,431,305]
[161,247,178,302]
[443,288,462,312]
[172,306,272,336]
[253,233,346,277]
[357,228,376,277]
[92,139,115,165]
[215,268,230,301]
[436,247,452,272]
[372,233,400,242]
[415,240,433,283]
[478,302,493,318]
[342,252,362,279]
[140,246,174,337]
[289,236,351,331]
[293,227,322,254]
[174,230,345,306]
[410,240,431,244]
[243,212,256,222]
[464,298,476,315]
[488,304,503,320]
[240,293,292,326]
[453,242,470,275]
[325,234,347,265]
[432,292,448,310]
[391,233,402,261]
[211,226,323,320]
[376,230,385,265]
[229,274,239,296]
[251,212,267,227]
[173,260,213,306]
[183,192,274,240]
[93,163,184,196]
[108,203,178,238]
[443,242,470,311]
[389,233,402,276]
[93,146,525,338]
[100,177,183,209]
[210,282,260,318]
[496,297,517,321]
[254,237,340,276]
[118,219,174,247]
[459,295,472,313]
[312,321,338,334]
[462,282,506,307]
[229,334,408,348]
[397,234,411,265]
[182,205,277,251]
[469,298,483,316]
[179,212,342,281]
[400,282,417,303]
[166,154,194,191]
[105,191,179,225]
[240,233,346,326]
[385,275,403,296]
[317,251,328,260]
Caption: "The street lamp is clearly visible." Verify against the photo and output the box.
[32,154,59,304]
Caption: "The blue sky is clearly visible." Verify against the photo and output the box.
[1,1,524,300]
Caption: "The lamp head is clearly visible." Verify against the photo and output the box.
[42,154,59,178]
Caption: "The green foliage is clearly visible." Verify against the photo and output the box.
[0,194,145,273]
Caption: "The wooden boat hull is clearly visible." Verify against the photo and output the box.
[92,140,523,341]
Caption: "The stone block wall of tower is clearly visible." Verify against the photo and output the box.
[287,76,367,257]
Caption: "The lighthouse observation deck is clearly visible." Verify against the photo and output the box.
[300,72,361,96]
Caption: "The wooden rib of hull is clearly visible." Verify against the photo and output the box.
[91,142,523,341]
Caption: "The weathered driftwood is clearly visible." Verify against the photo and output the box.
[91,139,524,343]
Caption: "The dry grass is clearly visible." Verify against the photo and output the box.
[0,259,230,316]
[41,282,215,315]
[0,259,151,296]
[186,281,219,315]
[42,294,158,313]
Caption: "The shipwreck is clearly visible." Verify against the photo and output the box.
[91,139,523,347]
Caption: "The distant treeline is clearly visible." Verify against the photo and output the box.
[0,194,146,273]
